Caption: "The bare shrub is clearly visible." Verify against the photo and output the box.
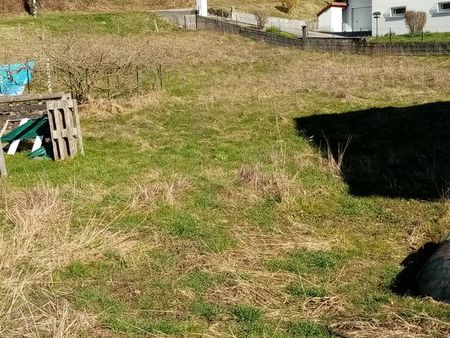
[0,184,135,336]
[0,0,26,13]
[208,7,231,18]
[48,37,153,102]
[405,11,427,34]
[255,10,269,30]
[280,0,299,14]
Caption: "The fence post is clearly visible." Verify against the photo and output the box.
[302,25,308,49]
[46,58,53,93]
[0,145,7,178]
[26,63,31,94]
[136,66,140,94]
[159,64,163,90]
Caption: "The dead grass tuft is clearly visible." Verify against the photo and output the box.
[82,91,167,119]
[324,135,352,177]
[331,312,450,338]
[0,184,135,336]
[130,171,190,210]
[235,163,305,207]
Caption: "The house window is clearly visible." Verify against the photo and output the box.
[438,2,450,12]
[391,6,406,17]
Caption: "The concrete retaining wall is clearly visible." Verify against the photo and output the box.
[230,10,305,35]
[197,16,450,56]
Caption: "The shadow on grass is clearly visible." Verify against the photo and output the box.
[390,242,439,296]
[295,101,450,200]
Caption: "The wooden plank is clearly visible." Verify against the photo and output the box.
[0,112,45,124]
[62,100,77,157]
[46,102,61,160]
[0,104,47,113]
[54,107,68,160]
[0,143,7,177]
[72,100,84,155]
[0,93,67,104]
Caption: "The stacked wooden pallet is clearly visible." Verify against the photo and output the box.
[0,93,84,177]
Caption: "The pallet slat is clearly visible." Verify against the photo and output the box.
[0,93,68,104]
[0,104,47,113]
[46,98,83,161]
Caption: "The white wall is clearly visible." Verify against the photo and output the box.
[230,10,305,34]
[373,0,450,35]
[343,0,372,32]
[318,8,332,31]
[197,0,208,17]
[318,7,344,32]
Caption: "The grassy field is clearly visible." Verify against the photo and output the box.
[0,11,450,337]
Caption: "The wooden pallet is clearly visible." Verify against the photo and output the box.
[46,98,84,160]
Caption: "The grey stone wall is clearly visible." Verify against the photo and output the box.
[196,17,450,56]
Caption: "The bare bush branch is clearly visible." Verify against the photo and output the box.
[405,11,427,34]
[255,10,269,30]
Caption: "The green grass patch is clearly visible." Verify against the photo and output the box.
[370,31,450,43]
[287,283,327,299]
[232,304,263,324]
[266,26,297,39]
[192,300,222,322]
[287,320,332,337]
[268,249,349,275]
[0,12,177,36]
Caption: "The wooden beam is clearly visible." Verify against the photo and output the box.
[0,93,68,104]
[0,144,6,177]
[0,104,47,113]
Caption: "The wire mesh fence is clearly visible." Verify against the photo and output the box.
[0,59,164,102]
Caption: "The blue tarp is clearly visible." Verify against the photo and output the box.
[0,61,36,96]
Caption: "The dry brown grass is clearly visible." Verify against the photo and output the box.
[197,51,450,107]
[195,224,336,321]
[331,310,450,337]
[211,0,323,20]
[82,91,168,119]
[324,135,351,177]
[130,171,191,210]
[0,0,193,13]
[280,0,299,14]
[0,184,135,336]
[6,31,446,110]
[235,163,303,206]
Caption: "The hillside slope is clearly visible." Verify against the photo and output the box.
[210,0,324,20]
[0,0,323,20]
[0,0,193,13]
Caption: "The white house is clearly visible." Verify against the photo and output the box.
[318,0,450,35]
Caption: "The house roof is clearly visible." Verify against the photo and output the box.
[317,1,348,17]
